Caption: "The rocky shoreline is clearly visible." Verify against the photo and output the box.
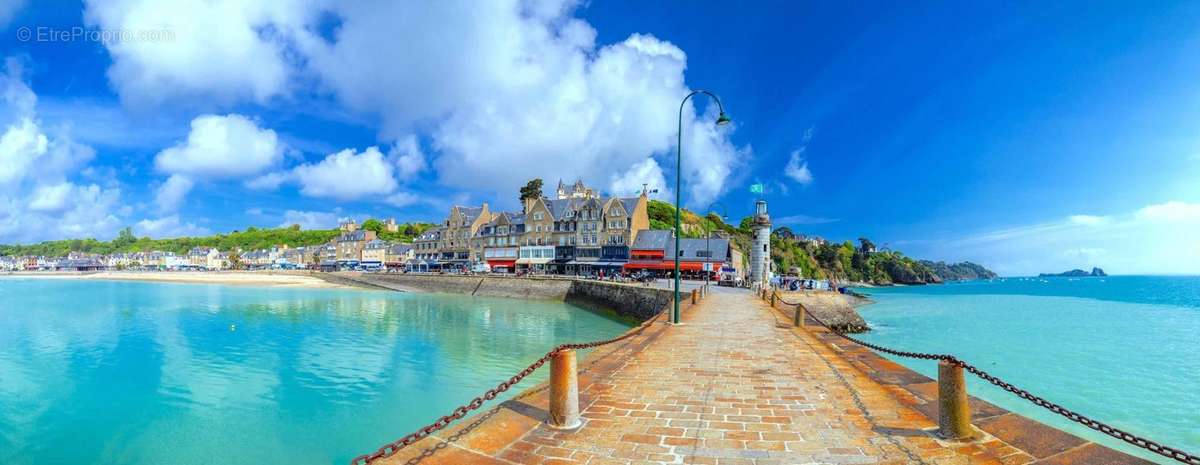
[777,290,871,333]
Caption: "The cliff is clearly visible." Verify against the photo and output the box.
[1039,267,1107,277]
[919,260,999,281]
[645,200,999,286]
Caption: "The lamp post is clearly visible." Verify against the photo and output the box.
[704,202,729,290]
[673,90,730,325]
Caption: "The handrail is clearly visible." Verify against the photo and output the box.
[349,308,667,464]
[771,289,1200,465]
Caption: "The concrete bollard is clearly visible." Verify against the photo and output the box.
[691,289,698,304]
[548,349,582,430]
[937,360,974,439]
[793,304,805,328]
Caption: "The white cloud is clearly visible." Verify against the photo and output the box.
[279,210,337,230]
[155,174,194,212]
[0,183,124,243]
[155,114,283,179]
[784,127,815,185]
[87,1,749,209]
[133,215,210,238]
[291,147,396,200]
[903,201,1200,276]
[384,191,419,208]
[390,135,426,181]
[609,157,669,200]
[775,214,837,225]
[784,149,813,185]
[27,182,74,212]
[0,58,126,243]
[1068,214,1111,226]
[0,117,47,185]
[1135,201,1200,222]
[0,0,23,29]
[83,0,304,108]
[244,171,289,190]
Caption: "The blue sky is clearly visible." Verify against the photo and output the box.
[1,1,1198,276]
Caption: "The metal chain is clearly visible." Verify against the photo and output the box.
[772,290,1200,465]
[349,311,663,465]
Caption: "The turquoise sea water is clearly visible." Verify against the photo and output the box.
[855,276,1200,464]
[0,278,630,465]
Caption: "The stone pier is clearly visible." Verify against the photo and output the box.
[373,285,1156,465]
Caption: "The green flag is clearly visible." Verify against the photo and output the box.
[749,183,764,194]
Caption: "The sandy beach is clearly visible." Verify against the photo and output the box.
[1,270,351,288]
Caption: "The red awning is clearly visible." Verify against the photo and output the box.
[623,260,705,271]
[487,259,517,267]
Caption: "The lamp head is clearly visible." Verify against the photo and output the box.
[715,112,731,126]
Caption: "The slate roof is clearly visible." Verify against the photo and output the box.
[629,229,728,261]
[617,197,639,217]
[456,206,485,221]
[338,230,371,242]
[630,229,672,250]
[670,237,729,261]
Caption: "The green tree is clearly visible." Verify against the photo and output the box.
[773,226,796,240]
[858,237,875,254]
[228,250,242,270]
[519,178,544,210]
[114,227,136,248]
[362,218,384,234]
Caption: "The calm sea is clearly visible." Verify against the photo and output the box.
[856,276,1200,464]
[0,278,630,465]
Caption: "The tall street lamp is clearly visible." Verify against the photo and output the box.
[673,90,730,325]
[704,202,729,290]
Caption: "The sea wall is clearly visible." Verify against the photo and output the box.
[564,280,673,322]
[776,290,869,332]
[321,272,671,322]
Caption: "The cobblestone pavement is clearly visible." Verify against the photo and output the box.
[502,288,1005,465]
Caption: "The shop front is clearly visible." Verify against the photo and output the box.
[516,246,555,273]
[484,247,519,273]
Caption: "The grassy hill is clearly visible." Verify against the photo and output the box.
[0,220,435,257]
[647,200,993,285]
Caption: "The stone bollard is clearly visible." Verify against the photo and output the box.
[691,289,698,304]
[770,292,776,308]
[793,304,805,328]
[548,349,582,430]
[937,360,974,439]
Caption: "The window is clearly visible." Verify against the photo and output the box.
[533,212,544,220]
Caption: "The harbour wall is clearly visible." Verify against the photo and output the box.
[321,272,672,322]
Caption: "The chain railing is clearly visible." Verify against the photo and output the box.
[772,290,1200,465]
[349,310,665,465]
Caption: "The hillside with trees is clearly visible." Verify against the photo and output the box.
[0,220,435,257]
[647,200,995,285]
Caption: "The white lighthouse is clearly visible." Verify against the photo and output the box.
[750,199,771,287]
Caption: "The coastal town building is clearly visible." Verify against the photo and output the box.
[623,229,732,280]
[0,179,750,279]
[385,243,414,270]
[336,230,377,268]
[442,204,493,268]
[360,239,389,270]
